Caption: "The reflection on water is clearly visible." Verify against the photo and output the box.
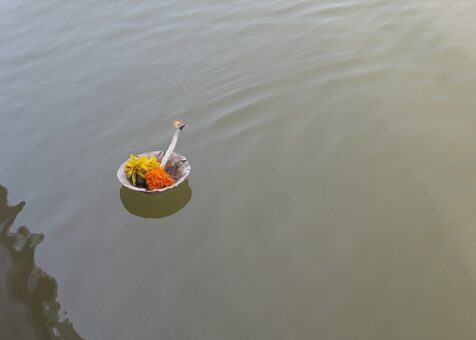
[0,185,82,340]
[119,180,192,218]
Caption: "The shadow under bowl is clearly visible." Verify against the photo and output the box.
[119,180,192,218]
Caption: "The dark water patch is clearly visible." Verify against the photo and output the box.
[0,185,82,340]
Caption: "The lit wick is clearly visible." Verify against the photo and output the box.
[161,120,187,168]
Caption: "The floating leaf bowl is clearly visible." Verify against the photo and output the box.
[117,151,190,194]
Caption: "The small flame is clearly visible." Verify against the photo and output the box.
[174,120,187,129]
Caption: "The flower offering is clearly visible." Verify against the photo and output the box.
[118,121,189,193]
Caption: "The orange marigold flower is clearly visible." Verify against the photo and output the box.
[146,167,175,190]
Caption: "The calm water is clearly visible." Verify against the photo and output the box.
[2,0,476,339]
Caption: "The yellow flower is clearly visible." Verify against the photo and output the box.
[125,154,160,186]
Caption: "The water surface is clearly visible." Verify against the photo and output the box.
[2,0,476,339]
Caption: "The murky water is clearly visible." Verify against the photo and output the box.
[2,0,476,339]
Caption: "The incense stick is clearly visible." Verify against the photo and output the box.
[161,122,187,168]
